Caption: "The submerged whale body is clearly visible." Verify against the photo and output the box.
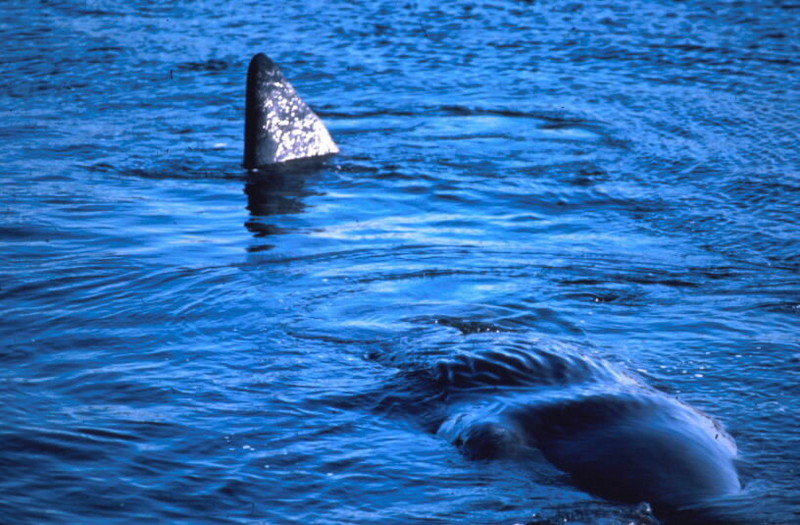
[243,53,339,169]
[428,340,743,523]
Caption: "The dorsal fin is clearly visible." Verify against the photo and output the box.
[243,53,339,169]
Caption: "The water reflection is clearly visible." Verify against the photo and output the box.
[243,168,321,242]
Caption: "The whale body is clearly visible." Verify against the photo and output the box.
[243,53,339,169]
[424,338,744,523]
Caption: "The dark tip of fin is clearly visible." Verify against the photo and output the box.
[243,53,339,170]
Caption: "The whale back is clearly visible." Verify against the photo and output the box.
[244,53,339,169]
[429,340,741,521]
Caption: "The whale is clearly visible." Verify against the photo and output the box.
[422,336,745,524]
[365,328,746,524]
[238,54,746,523]
[243,53,339,169]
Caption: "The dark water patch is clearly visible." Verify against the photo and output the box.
[2,429,112,463]
[176,59,230,72]
[355,267,480,284]
[556,267,703,289]
[86,45,126,53]
[562,289,645,306]
[0,222,76,244]
[750,301,800,316]
[433,317,510,335]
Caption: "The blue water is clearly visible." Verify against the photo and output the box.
[1,1,798,523]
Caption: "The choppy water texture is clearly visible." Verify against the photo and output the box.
[1,1,799,524]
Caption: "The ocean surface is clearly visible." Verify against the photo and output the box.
[1,1,798,523]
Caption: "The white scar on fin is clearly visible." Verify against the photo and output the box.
[243,53,339,169]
